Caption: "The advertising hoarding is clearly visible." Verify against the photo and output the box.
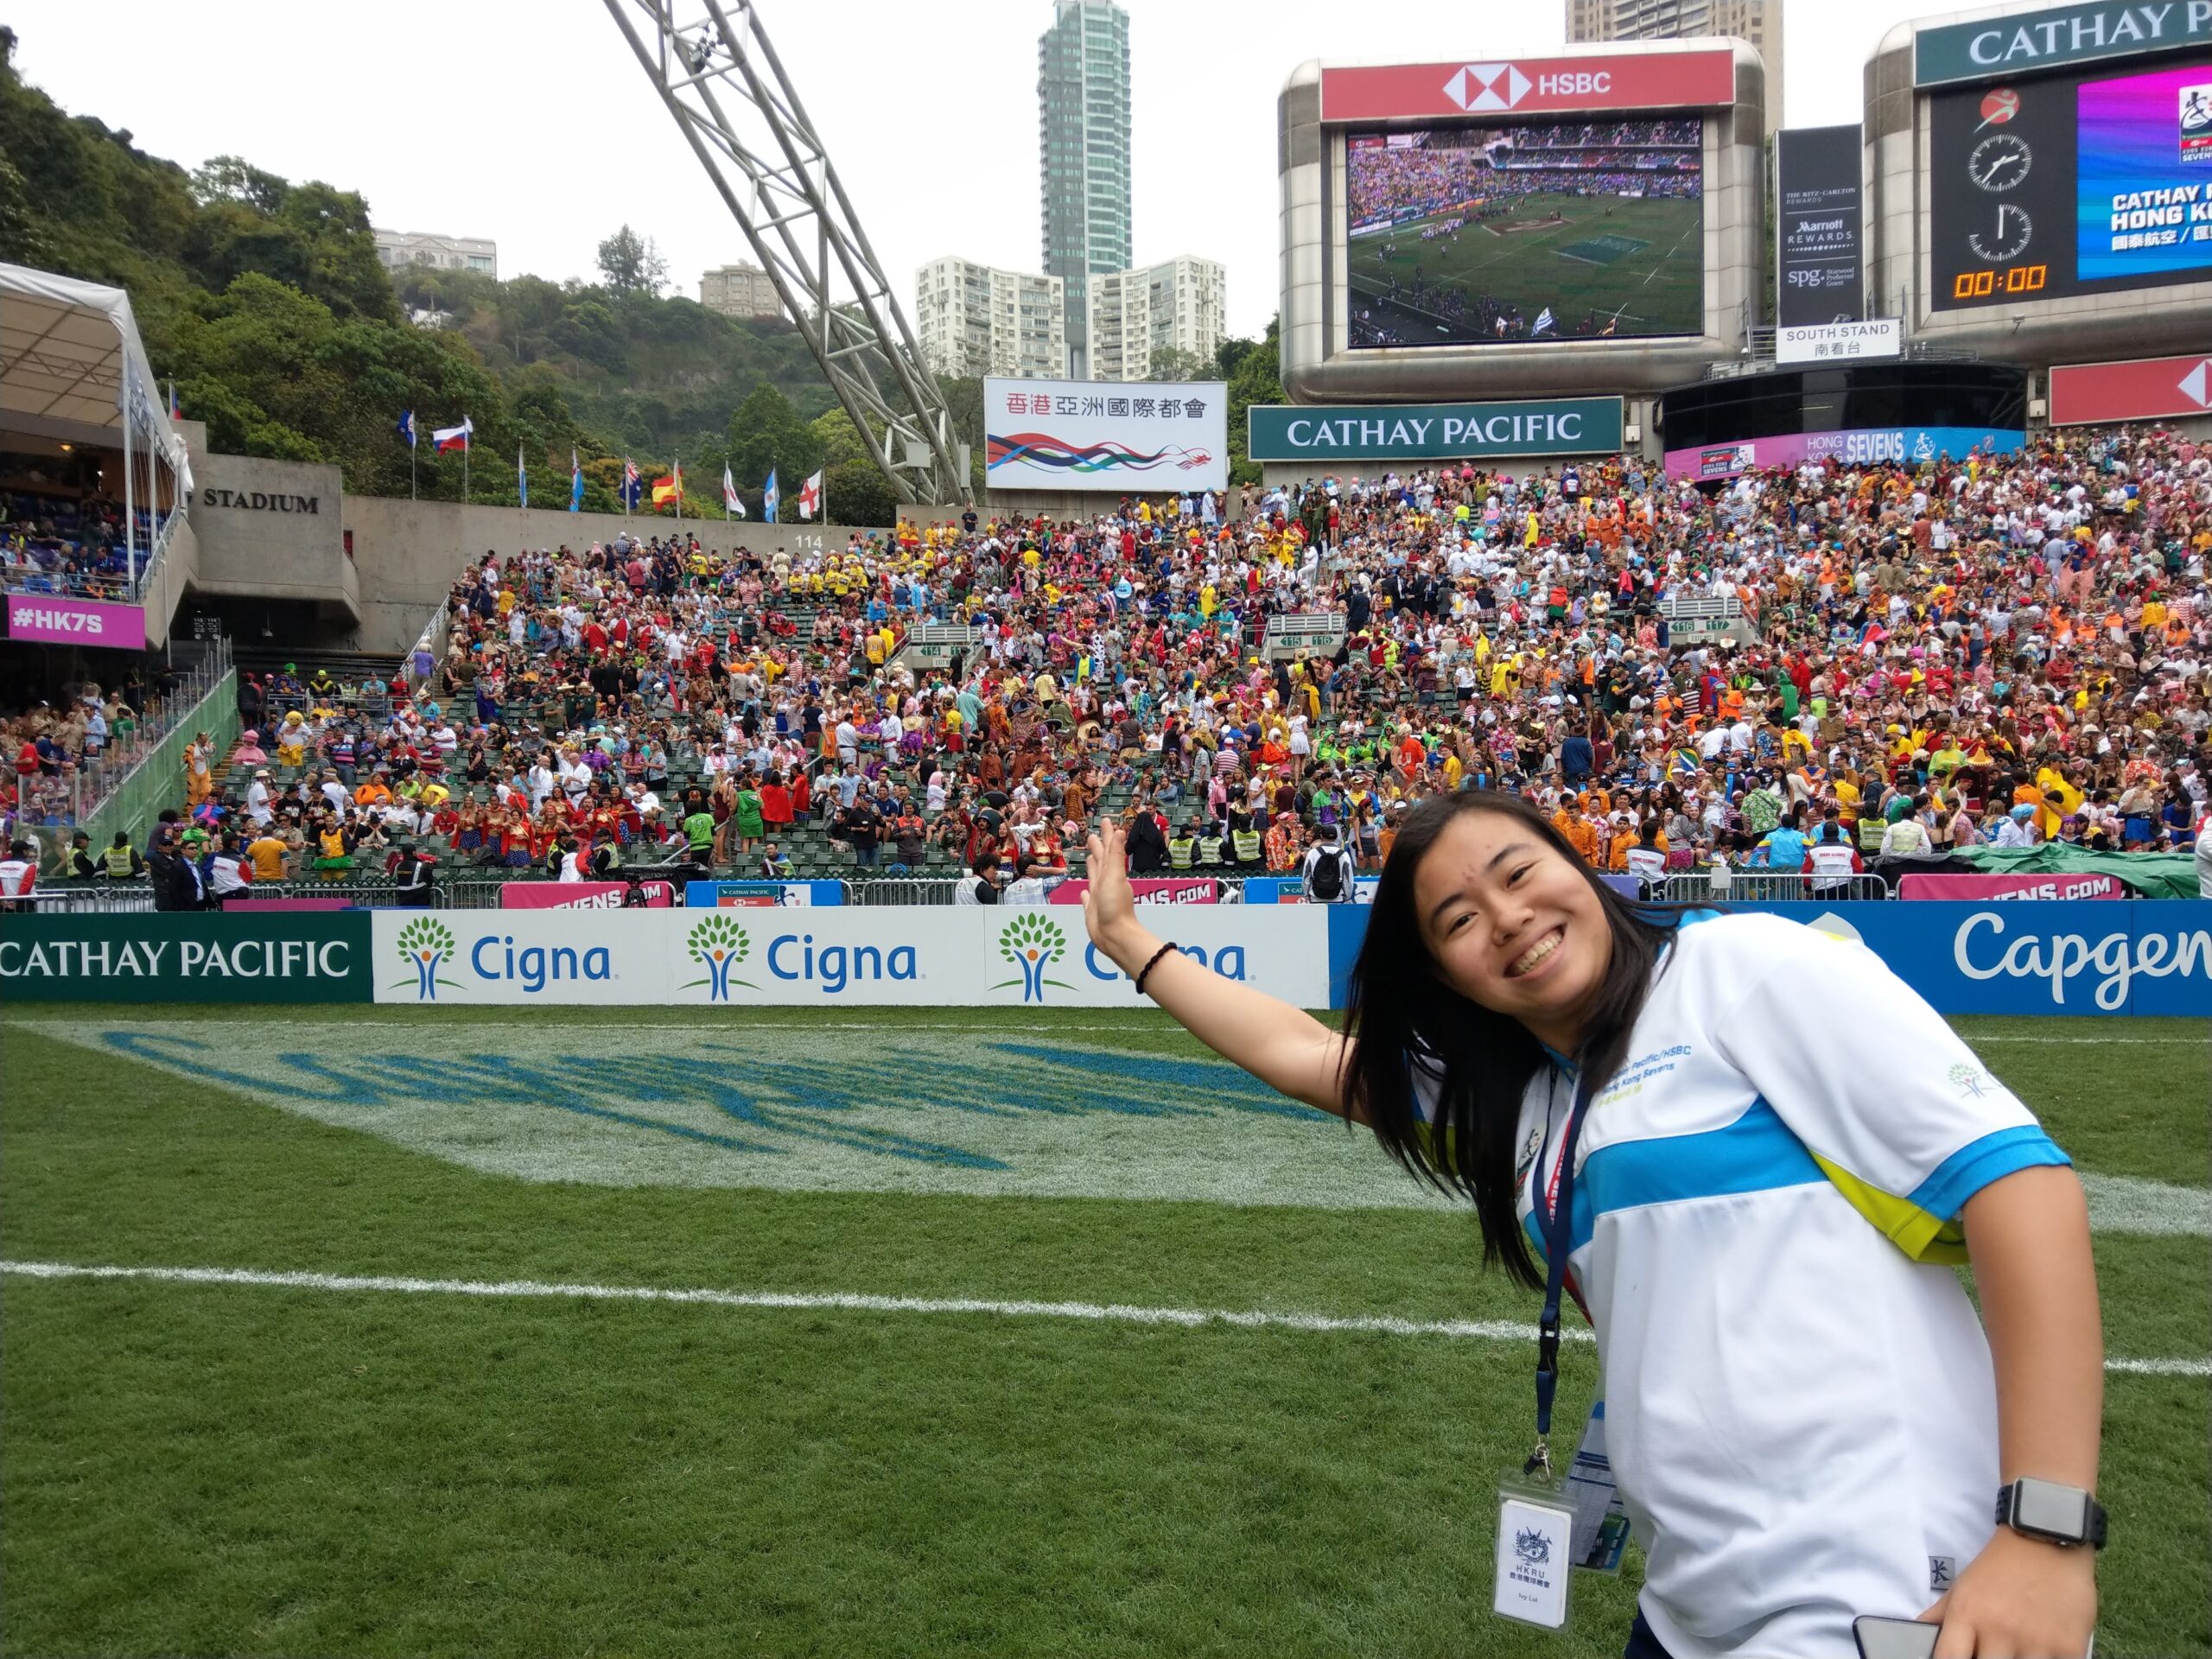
[1319,51,1735,122]
[983,377,1227,493]
[1665,424,2025,480]
[1345,118,1703,346]
[0,912,370,1001]
[5,594,148,649]
[1929,55,2212,312]
[1914,1,2212,86]
[1248,397,1622,461]
[1776,124,1866,326]
[2049,349,2212,421]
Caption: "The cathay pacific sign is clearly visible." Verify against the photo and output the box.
[1248,398,1622,463]
[1914,2,2212,86]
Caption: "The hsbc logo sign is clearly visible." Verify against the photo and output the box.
[1444,63,1529,111]
[1441,63,1617,111]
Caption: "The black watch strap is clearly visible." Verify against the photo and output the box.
[1996,1480,2108,1549]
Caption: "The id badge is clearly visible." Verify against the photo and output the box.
[1564,1400,1631,1574]
[1494,1481,1574,1630]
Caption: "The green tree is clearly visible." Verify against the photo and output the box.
[1144,345,1213,384]
[1219,318,1283,488]
[595,224,668,296]
[823,459,897,527]
[188,153,288,214]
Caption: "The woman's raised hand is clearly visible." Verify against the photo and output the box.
[1081,817,1147,969]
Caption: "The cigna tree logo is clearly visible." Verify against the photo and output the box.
[683,915,755,1001]
[394,918,461,1001]
[994,912,1073,1003]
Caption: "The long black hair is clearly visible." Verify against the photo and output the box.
[1338,790,1682,1289]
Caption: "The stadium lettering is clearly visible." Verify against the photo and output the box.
[200,487,321,513]
[470,935,612,992]
[765,932,917,993]
[1952,912,2212,1010]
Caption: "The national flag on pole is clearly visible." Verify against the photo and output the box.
[797,468,823,521]
[518,444,528,509]
[620,459,643,511]
[652,462,682,509]
[569,448,584,512]
[168,381,181,420]
[762,468,779,524]
[723,464,745,518]
[396,410,417,448]
[432,417,473,454]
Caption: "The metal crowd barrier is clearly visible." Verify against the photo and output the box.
[1655,873,1891,904]
[842,878,963,906]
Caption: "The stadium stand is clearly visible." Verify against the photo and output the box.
[24,425,2210,906]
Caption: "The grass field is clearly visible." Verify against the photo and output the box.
[2,1006,2205,1657]
[1348,193,1704,344]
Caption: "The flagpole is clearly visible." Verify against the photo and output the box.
[462,435,469,505]
[410,442,416,502]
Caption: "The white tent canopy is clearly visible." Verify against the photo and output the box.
[0,261,182,457]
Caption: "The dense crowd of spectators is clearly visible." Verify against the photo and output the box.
[117,423,2209,906]
[1349,118,1702,226]
[1,479,156,600]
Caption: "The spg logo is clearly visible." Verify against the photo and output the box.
[683,915,756,1001]
[994,913,1072,1003]
[394,918,461,1001]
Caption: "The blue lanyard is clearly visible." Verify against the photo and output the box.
[1529,1069,1597,1478]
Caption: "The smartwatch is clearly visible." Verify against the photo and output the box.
[1996,1478,2108,1550]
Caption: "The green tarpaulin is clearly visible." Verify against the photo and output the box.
[1952,845,2203,901]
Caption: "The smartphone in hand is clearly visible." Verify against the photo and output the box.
[1852,1617,1939,1659]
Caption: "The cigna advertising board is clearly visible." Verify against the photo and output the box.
[365,910,1332,1008]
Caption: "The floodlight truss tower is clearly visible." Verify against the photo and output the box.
[603,0,969,505]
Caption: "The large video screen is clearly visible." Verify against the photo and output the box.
[1344,118,1704,346]
[1930,56,2212,310]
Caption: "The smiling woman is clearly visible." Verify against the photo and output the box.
[1082,792,2107,1659]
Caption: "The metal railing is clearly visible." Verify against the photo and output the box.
[400,603,454,699]
[1655,872,1891,905]
[842,877,963,906]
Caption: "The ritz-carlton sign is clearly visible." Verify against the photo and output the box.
[200,487,320,513]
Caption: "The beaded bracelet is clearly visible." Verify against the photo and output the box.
[1132,940,1179,996]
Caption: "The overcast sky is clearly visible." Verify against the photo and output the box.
[13,0,1939,340]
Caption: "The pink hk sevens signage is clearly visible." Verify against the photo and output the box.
[499,880,675,910]
[1897,873,2127,902]
[6,595,147,649]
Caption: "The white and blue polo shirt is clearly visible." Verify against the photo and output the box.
[1440,912,2071,1658]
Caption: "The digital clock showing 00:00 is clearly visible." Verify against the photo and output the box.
[1951,265,2049,299]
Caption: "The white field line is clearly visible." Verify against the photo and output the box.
[3,1261,2203,1376]
[10,1020,2202,1044]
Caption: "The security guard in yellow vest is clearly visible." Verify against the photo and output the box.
[1166,830,1196,870]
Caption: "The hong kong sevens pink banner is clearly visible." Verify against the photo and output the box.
[6,595,147,648]
[1897,873,2128,902]
[499,880,677,909]
[1047,876,1223,906]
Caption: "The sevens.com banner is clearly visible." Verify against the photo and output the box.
[370,909,1333,1007]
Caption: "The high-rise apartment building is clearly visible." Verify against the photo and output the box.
[373,230,497,278]
[699,262,782,320]
[1565,0,1782,131]
[915,257,1069,382]
[1086,257,1226,383]
[1038,0,1131,378]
